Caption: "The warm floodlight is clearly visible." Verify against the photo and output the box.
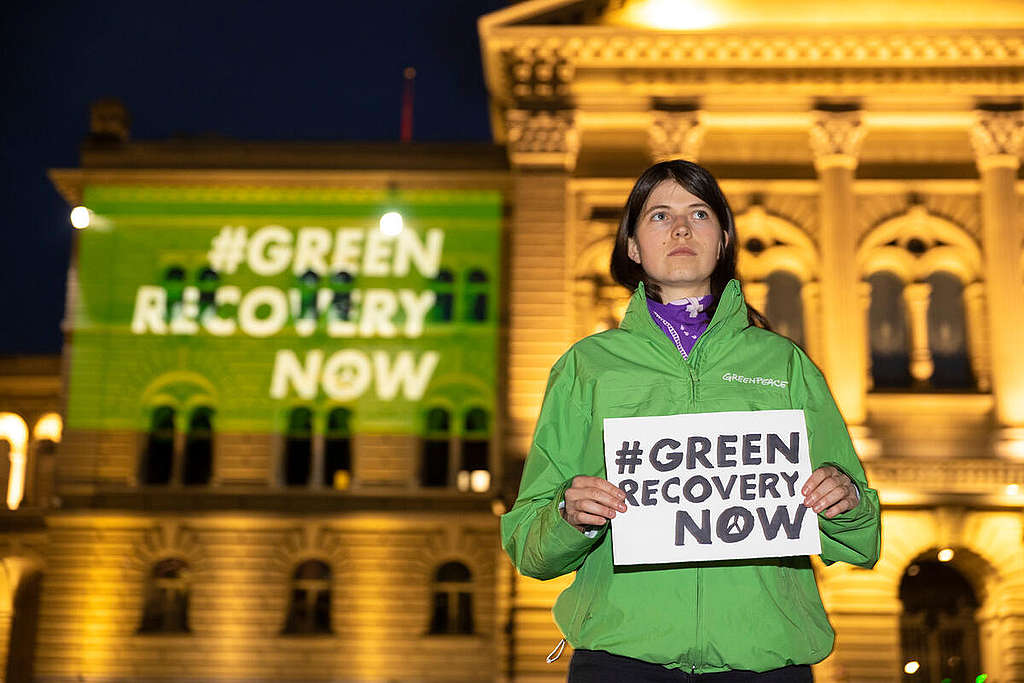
[379,211,403,236]
[938,548,955,562]
[470,470,491,493]
[70,206,91,229]
[619,0,719,30]
[904,660,920,675]
[1007,484,1020,495]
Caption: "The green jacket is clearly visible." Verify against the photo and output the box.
[501,279,881,673]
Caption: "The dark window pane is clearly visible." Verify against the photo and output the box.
[456,592,474,634]
[421,440,449,487]
[869,272,911,388]
[142,406,175,485]
[435,562,471,583]
[430,591,449,634]
[183,407,213,486]
[926,272,973,389]
[764,271,805,347]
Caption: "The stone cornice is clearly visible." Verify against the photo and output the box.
[505,109,580,170]
[867,458,1024,495]
[48,169,512,207]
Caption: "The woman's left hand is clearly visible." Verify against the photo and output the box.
[802,466,859,519]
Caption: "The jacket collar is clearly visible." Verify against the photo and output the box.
[620,279,748,349]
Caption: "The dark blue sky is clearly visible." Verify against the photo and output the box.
[0,1,508,353]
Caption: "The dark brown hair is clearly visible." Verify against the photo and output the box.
[609,159,769,329]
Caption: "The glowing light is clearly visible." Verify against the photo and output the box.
[33,412,63,442]
[904,660,920,674]
[938,548,955,562]
[0,413,29,510]
[70,206,91,229]
[1007,484,1020,495]
[470,470,491,493]
[617,0,720,30]
[490,498,506,516]
[906,564,920,576]
[333,470,351,490]
[379,211,403,236]
[977,674,988,682]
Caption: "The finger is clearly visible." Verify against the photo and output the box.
[803,475,842,507]
[570,510,613,527]
[569,478,627,509]
[821,490,857,518]
[800,466,835,496]
[811,484,852,515]
[568,497,621,521]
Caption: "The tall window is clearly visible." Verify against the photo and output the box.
[183,406,213,485]
[329,271,354,321]
[458,408,490,493]
[324,407,352,489]
[926,271,973,389]
[284,408,313,486]
[429,562,473,635]
[764,271,805,347]
[163,266,186,323]
[196,267,220,322]
[464,269,489,322]
[868,272,911,389]
[139,558,190,633]
[142,406,175,485]
[421,408,451,487]
[283,560,332,635]
[431,269,454,323]
[900,559,980,682]
[296,270,320,321]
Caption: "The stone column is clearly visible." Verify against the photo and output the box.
[172,414,187,485]
[810,110,869,428]
[505,110,579,456]
[963,281,992,392]
[648,110,704,163]
[902,282,935,385]
[969,109,1024,456]
[800,281,822,363]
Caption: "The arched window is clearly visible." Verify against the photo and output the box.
[458,408,490,493]
[324,408,352,489]
[330,271,354,322]
[430,269,454,323]
[296,269,320,321]
[284,408,313,486]
[141,406,175,485]
[464,269,489,322]
[139,558,190,633]
[183,407,213,486]
[196,267,220,321]
[421,408,451,487]
[283,560,332,635]
[163,266,186,323]
[868,272,911,389]
[764,271,805,347]
[926,272,973,390]
[900,559,980,682]
[429,562,473,635]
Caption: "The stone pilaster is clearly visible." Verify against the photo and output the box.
[963,281,991,392]
[742,281,768,315]
[505,110,578,457]
[970,109,1024,454]
[810,110,869,427]
[648,110,704,163]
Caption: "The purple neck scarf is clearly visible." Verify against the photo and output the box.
[646,294,713,358]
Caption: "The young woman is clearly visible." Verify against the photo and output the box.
[501,160,881,681]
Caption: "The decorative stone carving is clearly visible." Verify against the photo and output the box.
[89,98,130,143]
[809,110,866,170]
[969,109,1024,167]
[505,109,579,171]
[648,111,704,162]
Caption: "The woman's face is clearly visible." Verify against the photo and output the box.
[627,180,725,301]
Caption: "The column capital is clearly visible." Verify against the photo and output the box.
[970,109,1024,170]
[505,109,579,171]
[648,110,704,163]
[809,110,866,171]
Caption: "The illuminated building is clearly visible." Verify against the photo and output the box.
[2,0,1024,680]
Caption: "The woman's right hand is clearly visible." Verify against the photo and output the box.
[561,476,628,533]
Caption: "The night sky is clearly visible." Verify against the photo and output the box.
[0,1,508,354]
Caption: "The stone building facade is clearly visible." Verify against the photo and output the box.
[2,0,1024,680]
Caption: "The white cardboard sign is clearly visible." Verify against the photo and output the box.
[602,409,821,565]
